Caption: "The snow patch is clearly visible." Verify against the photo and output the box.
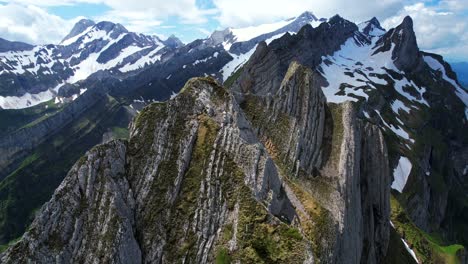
[391,156,412,193]
[319,37,394,103]
[0,83,62,109]
[391,99,412,114]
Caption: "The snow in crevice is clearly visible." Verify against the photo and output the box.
[357,22,386,37]
[389,75,429,107]
[391,156,412,193]
[390,221,419,263]
[120,45,164,72]
[375,110,414,142]
[222,48,255,82]
[402,238,419,263]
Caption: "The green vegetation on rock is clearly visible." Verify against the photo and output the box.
[390,195,465,264]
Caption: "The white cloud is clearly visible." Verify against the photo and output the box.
[4,0,216,24]
[0,0,217,44]
[0,3,78,44]
[99,0,216,24]
[212,0,405,27]
[383,1,468,61]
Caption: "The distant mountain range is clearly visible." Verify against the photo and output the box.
[0,12,321,109]
[451,61,468,89]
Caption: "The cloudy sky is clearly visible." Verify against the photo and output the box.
[0,0,467,61]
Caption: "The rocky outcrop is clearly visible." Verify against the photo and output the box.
[373,16,423,73]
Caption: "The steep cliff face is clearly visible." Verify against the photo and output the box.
[1,74,390,263]
[234,60,391,263]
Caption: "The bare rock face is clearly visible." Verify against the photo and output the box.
[373,16,423,73]
[0,140,141,263]
[1,72,391,263]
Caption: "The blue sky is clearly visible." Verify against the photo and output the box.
[0,0,467,61]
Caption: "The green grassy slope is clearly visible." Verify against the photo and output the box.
[0,95,133,244]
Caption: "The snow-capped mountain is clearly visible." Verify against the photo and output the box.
[0,11,324,110]
[209,11,327,81]
[206,11,324,51]
[0,19,182,109]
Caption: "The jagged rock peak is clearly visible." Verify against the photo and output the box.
[295,10,319,21]
[207,28,234,46]
[314,14,357,34]
[163,34,184,48]
[368,17,381,26]
[401,15,414,29]
[360,17,386,36]
[95,21,128,34]
[0,76,305,262]
[328,14,349,25]
[61,18,95,43]
[392,15,421,72]
[374,15,422,72]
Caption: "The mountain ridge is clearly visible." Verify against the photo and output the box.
[0,11,467,263]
